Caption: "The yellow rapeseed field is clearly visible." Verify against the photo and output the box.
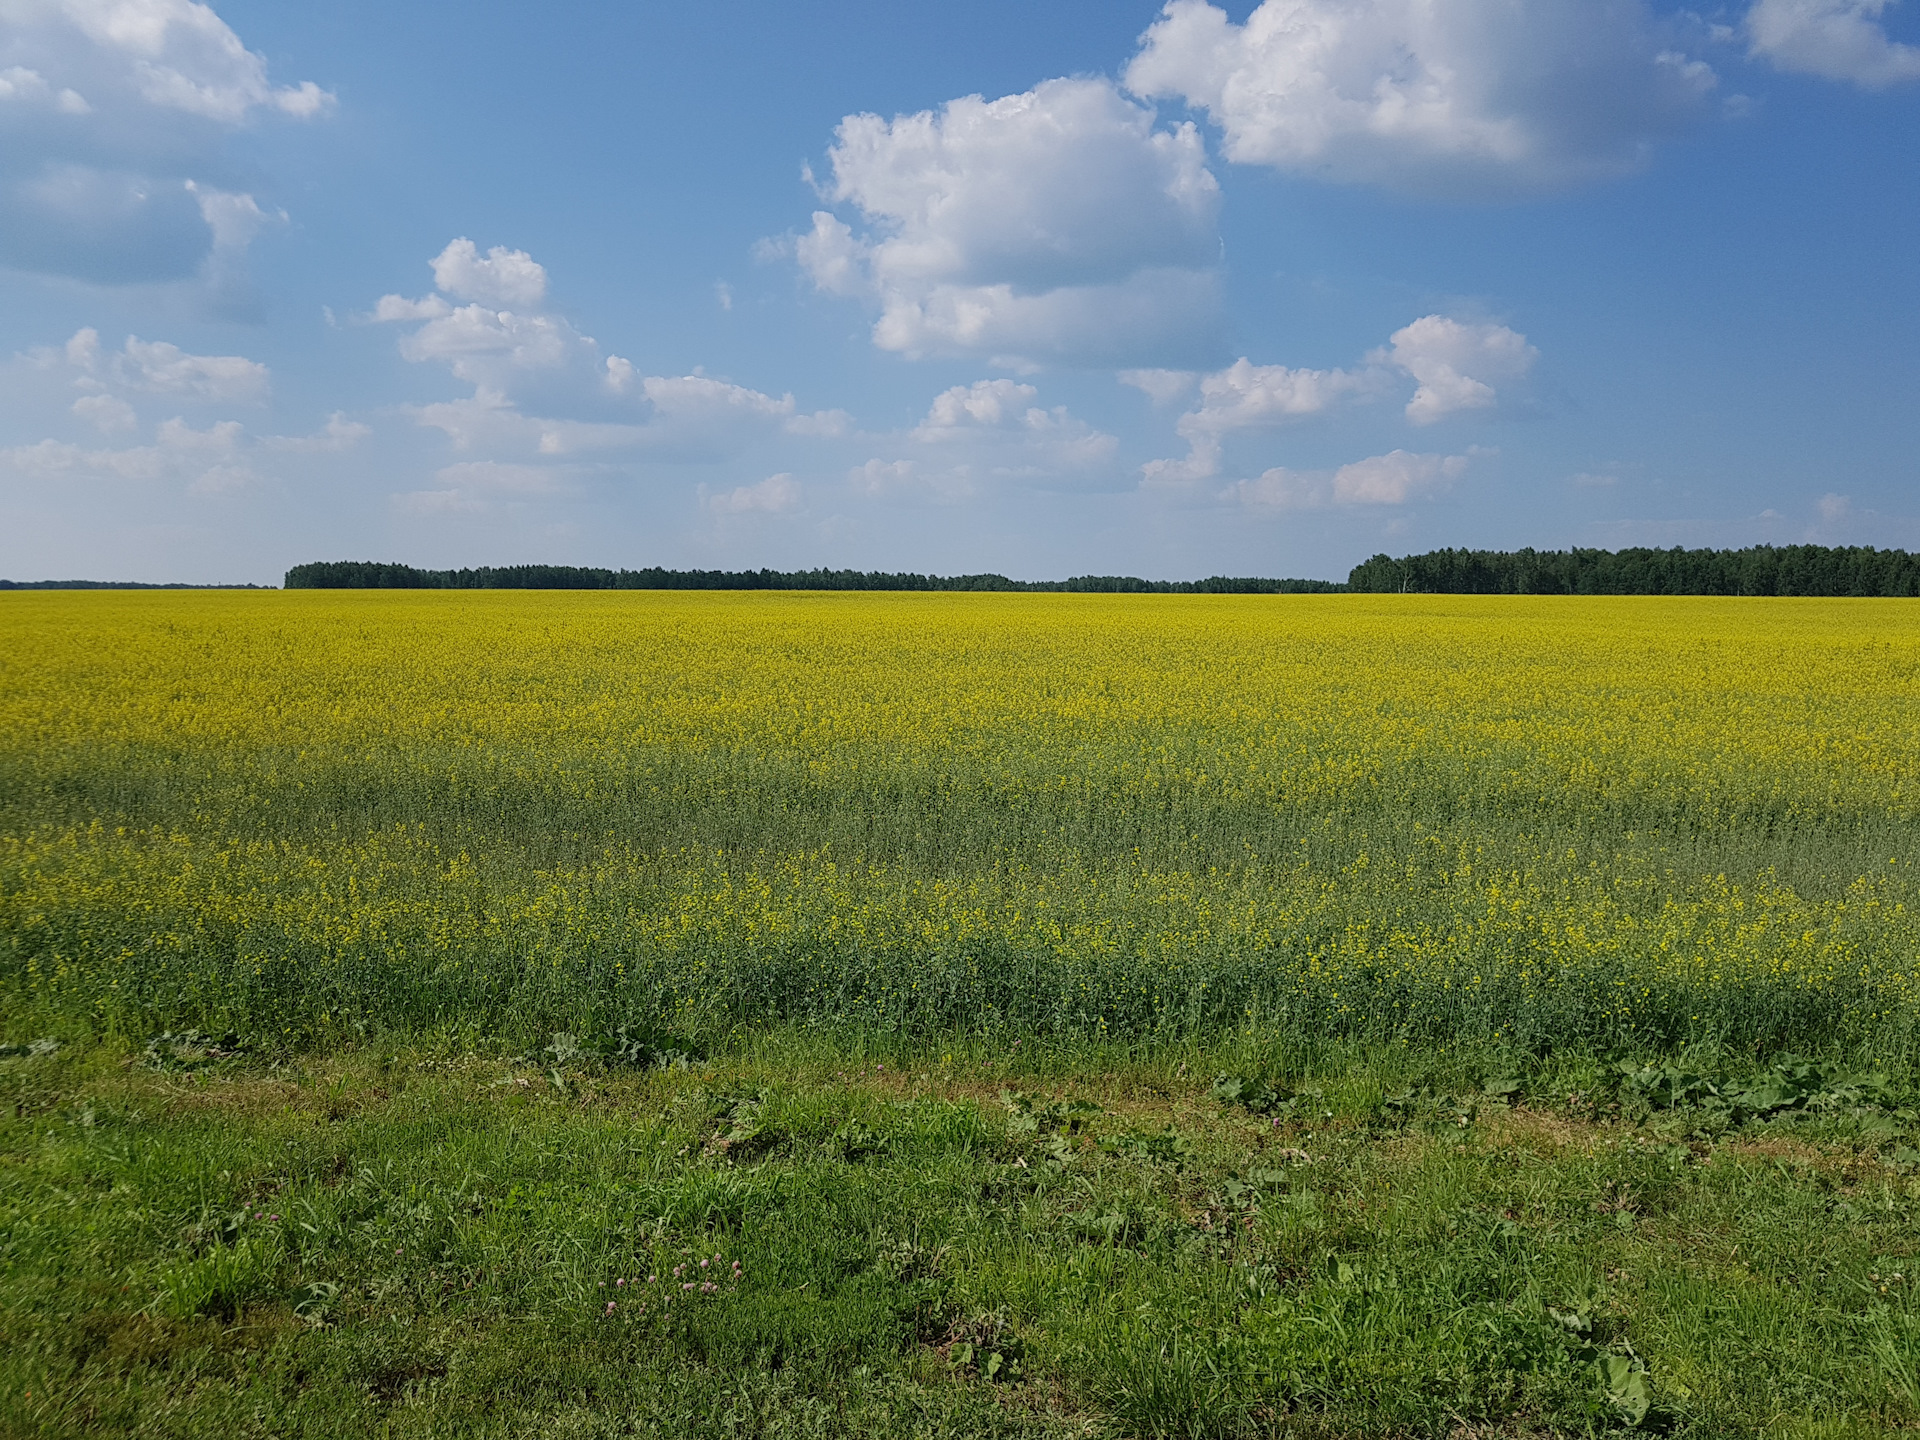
[2,589,1916,1050]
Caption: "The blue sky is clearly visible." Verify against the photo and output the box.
[1,0,1916,583]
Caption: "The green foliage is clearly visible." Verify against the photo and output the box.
[999,1090,1103,1136]
[1614,1054,1915,1128]
[1211,1071,1295,1114]
[946,1311,1026,1384]
[152,1234,280,1321]
[543,1025,704,1072]
[284,546,1920,598]
[6,1035,1920,1436]
[140,1030,245,1073]
[282,560,1342,594]
[1100,1125,1193,1170]
[1347,543,1920,596]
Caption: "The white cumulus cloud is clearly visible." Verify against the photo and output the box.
[796,76,1225,367]
[0,405,360,497]
[1143,315,1534,483]
[43,324,269,401]
[2,322,366,514]
[371,239,850,494]
[642,373,798,426]
[842,378,1121,505]
[0,0,332,284]
[1125,0,1716,197]
[1118,368,1197,405]
[429,238,548,309]
[908,378,1119,477]
[0,61,88,111]
[1227,448,1472,508]
[1747,0,1920,86]
[70,390,135,431]
[1143,358,1381,484]
[1180,358,1378,433]
[115,334,268,401]
[372,293,453,323]
[1377,315,1537,424]
[911,378,1041,436]
[708,472,803,515]
[22,0,334,122]
[398,305,583,392]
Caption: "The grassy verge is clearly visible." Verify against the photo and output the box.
[4,1033,1918,1438]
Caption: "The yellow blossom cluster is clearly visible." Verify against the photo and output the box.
[2,590,1916,1047]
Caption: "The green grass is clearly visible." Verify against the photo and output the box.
[5,1032,1919,1438]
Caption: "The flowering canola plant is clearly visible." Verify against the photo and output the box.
[2,590,1917,1051]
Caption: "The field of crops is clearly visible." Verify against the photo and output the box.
[3,590,1918,1054]
[8,591,1920,1438]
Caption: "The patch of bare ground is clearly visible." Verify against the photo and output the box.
[1719,1132,1862,1173]
[1477,1104,1610,1156]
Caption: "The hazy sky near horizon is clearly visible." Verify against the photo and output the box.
[1,0,1916,584]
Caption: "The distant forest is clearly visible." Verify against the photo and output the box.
[0,580,266,591]
[281,546,1920,597]
[280,562,1342,594]
[1345,545,1920,596]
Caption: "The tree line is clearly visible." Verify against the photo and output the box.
[281,562,1342,594]
[0,580,265,591]
[1345,545,1920,596]
[275,547,1920,596]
